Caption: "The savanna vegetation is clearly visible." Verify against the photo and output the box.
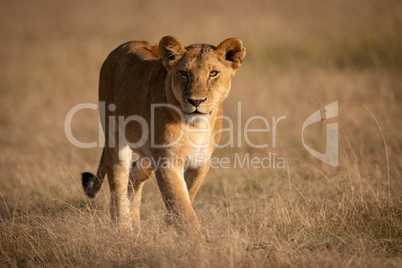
[0,0,401,266]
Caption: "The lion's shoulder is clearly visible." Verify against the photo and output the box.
[117,41,160,61]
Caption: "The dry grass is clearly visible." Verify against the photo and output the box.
[0,0,401,267]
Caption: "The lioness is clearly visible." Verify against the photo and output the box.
[82,36,245,232]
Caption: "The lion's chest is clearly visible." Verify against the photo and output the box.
[183,130,213,169]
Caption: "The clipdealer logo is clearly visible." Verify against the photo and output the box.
[302,101,338,167]
[64,101,339,168]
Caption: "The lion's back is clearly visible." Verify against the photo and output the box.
[99,41,165,115]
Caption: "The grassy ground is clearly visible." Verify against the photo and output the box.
[0,0,401,266]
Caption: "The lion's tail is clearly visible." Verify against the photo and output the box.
[81,148,107,198]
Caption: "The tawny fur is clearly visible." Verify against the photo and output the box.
[82,36,246,232]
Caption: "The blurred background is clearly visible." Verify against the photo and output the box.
[0,0,401,266]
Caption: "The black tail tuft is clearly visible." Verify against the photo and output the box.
[82,172,97,198]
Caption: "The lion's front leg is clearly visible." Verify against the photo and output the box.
[154,164,201,232]
[184,164,210,203]
[105,145,132,230]
[128,160,153,231]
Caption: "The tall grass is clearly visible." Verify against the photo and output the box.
[0,0,401,266]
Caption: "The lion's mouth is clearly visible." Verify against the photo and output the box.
[191,110,206,115]
[185,107,211,115]
[187,110,212,116]
[183,103,213,116]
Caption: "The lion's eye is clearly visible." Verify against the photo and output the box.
[209,71,219,78]
[178,71,188,78]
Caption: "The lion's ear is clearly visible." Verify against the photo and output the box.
[158,36,186,70]
[216,38,246,70]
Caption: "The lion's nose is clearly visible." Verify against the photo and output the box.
[187,97,207,107]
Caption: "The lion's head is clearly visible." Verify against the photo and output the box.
[158,36,246,124]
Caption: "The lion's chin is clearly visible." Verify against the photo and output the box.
[184,113,210,127]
